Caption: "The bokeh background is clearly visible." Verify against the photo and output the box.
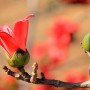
[0,0,90,90]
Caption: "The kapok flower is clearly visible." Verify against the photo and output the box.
[0,14,34,72]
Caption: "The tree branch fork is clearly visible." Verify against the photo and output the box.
[3,63,90,88]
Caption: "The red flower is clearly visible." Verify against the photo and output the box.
[0,14,34,57]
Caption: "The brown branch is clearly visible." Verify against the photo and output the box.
[3,64,90,88]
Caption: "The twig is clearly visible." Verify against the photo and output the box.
[3,66,31,83]
[3,64,90,88]
[30,62,38,83]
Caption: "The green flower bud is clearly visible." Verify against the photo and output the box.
[8,48,30,68]
[82,33,90,52]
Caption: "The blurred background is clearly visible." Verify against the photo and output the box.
[0,0,90,90]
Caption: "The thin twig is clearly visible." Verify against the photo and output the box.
[2,64,90,88]
[30,62,38,83]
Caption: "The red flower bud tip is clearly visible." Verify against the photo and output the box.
[25,14,35,19]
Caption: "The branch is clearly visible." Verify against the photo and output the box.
[3,63,90,88]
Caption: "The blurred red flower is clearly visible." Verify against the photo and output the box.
[48,16,79,47]
[46,16,79,64]
[65,70,87,90]
[4,75,17,85]
[47,35,70,48]
[33,85,54,90]
[40,64,53,78]
[48,16,78,37]
[32,16,79,66]
[48,47,67,64]
[0,87,6,90]
[65,70,87,82]
[31,42,47,60]
[0,14,34,57]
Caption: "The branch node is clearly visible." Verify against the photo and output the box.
[3,66,8,72]
[15,73,20,78]
[41,72,45,80]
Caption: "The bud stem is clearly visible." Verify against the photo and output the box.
[18,66,25,74]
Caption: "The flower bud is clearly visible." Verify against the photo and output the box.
[82,33,90,52]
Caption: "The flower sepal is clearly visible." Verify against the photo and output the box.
[8,48,30,68]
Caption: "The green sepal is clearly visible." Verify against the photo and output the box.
[8,48,30,68]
